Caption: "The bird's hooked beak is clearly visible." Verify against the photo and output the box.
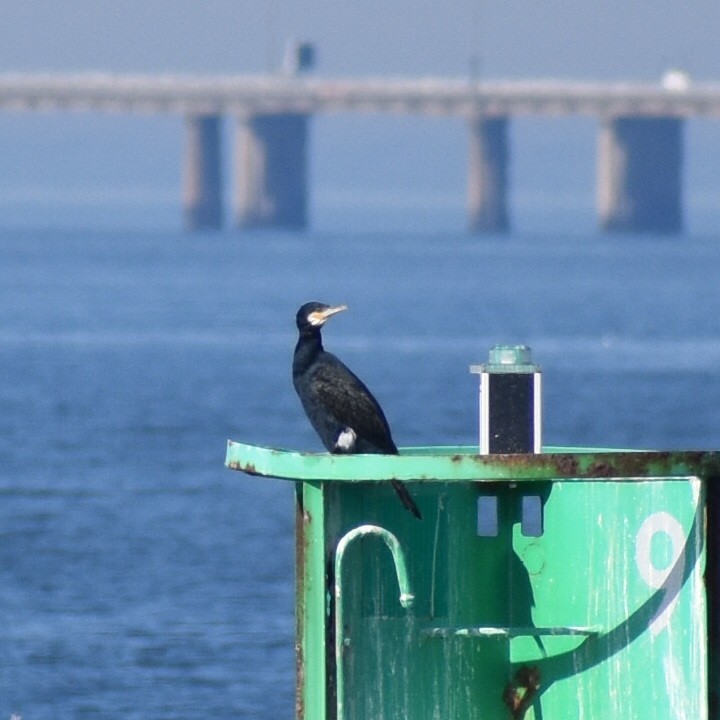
[308,304,348,327]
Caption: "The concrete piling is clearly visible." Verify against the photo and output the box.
[182,114,223,230]
[597,116,683,234]
[467,117,510,234]
[234,113,309,230]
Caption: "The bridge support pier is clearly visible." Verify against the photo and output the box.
[183,114,224,230]
[234,113,308,230]
[598,116,683,234]
[467,116,509,234]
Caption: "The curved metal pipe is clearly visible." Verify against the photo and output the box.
[335,524,414,720]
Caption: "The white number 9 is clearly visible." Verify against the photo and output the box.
[634,511,686,637]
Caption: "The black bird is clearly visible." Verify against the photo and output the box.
[292,301,422,520]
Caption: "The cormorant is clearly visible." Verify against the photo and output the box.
[292,301,422,520]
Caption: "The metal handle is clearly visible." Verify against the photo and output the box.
[334,524,414,720]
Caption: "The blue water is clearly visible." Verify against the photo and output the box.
[1,224,720,718]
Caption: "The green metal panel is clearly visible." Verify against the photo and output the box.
[226,442,717,720]
[510,479,705,719]
[335,479,517,720]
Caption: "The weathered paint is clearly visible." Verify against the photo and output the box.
[226,442,718,720]
[511,479,705,720]
[294,483,306,720]
[226,441,720,484]
[709,479,720,717]
[298,482,327,720]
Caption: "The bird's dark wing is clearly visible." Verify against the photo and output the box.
[309,355,397,453]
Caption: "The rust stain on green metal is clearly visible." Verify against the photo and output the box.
[226,440,720,484]
[504,665,542,719]
[295,484,306,720]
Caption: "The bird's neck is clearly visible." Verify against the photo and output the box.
[293,327,323,374]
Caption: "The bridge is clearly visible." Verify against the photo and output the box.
[3,72,720,233]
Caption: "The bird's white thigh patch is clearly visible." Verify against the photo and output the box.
[334,427,357,453]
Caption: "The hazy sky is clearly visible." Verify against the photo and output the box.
[2,1,719,81]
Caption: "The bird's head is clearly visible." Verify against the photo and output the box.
[296,302,348,331]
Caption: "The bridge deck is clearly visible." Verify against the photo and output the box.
[2,73,720,117]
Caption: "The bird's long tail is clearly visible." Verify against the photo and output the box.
[391,480,422,520]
